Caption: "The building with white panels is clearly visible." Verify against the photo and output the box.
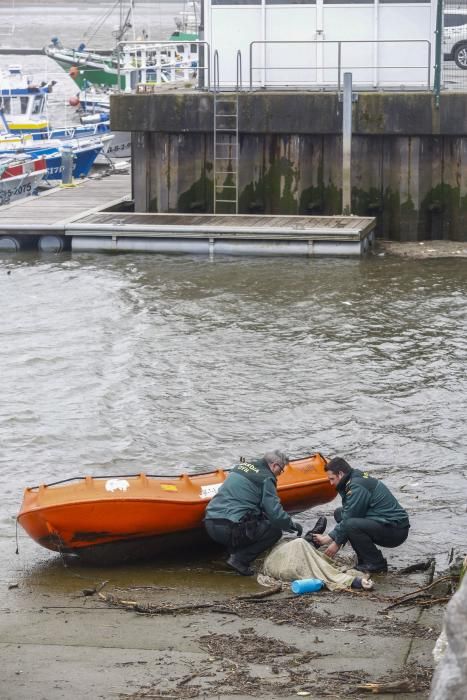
[203,1,438,87]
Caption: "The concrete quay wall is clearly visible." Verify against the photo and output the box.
[111,92,467,241]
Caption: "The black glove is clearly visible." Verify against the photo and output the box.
[292,522,303,537]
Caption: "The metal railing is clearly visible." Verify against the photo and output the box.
[236,49,243,92]
[111,30,466,96]
[115,40,210,92]
[248,40,432,92]
[213,49,243,92]
[213,49,220,93]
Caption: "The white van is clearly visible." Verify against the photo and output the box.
[443,9,467,68]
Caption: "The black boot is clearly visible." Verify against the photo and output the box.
[304,516,327,548]
[355,558,388,574]
[226,555,254,576]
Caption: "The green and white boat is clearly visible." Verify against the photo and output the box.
[44,1,199,91]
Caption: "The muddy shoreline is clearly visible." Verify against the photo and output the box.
[377,240,467,259]
[1,537,447,700]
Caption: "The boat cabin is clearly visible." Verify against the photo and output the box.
[203,0,438,88]
[0,66,54,134]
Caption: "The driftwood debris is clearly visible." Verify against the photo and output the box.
[357,679,415,693]
[97,583,283,615]
[97,592,215,614]
[236,584,283,600]
[384,575,454,611]
[398,559,435,575]
[177,673,198,687]
[81,580,109,597]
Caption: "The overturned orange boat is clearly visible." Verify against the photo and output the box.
[17,453,335,563]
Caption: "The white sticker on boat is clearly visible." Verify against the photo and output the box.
[105,478,130,493]
[200,483,221,499]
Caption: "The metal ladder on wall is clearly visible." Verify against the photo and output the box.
[213,51,241,214]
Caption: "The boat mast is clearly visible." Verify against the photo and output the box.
[115,0,135,43]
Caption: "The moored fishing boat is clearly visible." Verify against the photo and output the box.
[1,78,124,168]
[0,64,55,135]
[0,136,108,182]
[47,38,198,92]
[0,153,47,206]
[45,0,199,92]
[79,112,131,160]
[17,453,335,563]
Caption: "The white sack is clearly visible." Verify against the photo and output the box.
[262,538,360,591]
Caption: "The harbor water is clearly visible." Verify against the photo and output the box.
[0,252,466,569]
[0,3,466,573]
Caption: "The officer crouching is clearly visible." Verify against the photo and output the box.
[204,450,302,576]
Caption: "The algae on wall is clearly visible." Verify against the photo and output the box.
[143,129,467,241]
[147,133,213,213]
[238,136,300,214]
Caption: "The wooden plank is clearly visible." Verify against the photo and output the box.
[70,211,376,237]
[0,174,131,227]
[67,213,376,240]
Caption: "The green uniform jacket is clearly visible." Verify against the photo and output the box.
[329,468,410,546]
[205,458,296,532]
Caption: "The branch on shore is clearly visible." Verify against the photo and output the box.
[384,575,454,610]
[236,584,283,600]
[97,583,283,615]
[357,679,415,693]
[397,559,435,575]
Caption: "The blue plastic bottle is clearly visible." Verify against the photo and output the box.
[291,578,324,594]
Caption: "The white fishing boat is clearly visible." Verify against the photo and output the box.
[78,113,131,160]
[48,38,198,93]
[45,1,199,91]
[0,64,56,135]
[0,153,47,206]
[0,68,123,167]
[0,109,110,181]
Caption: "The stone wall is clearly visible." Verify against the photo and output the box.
[113,92,467,241]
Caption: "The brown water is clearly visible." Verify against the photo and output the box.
[1,2,466,574]
[1,252,466,570]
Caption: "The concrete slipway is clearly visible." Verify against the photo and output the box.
[1,534,443,700]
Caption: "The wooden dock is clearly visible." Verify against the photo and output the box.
[0,174,376,256]
[0,172,132,232]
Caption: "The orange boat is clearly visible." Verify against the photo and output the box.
[17,453,335,563]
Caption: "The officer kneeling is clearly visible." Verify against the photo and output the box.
[204,450,302,576]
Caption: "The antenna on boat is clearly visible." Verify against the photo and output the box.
[114,0,136,43]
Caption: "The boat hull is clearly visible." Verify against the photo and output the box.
[103,131,131,159]
[0,169,46,205]
[0,155,47,205]
[47,53,122,89]
[17,454,336,561]
[40,145,103,180]
[0,143,104,181]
